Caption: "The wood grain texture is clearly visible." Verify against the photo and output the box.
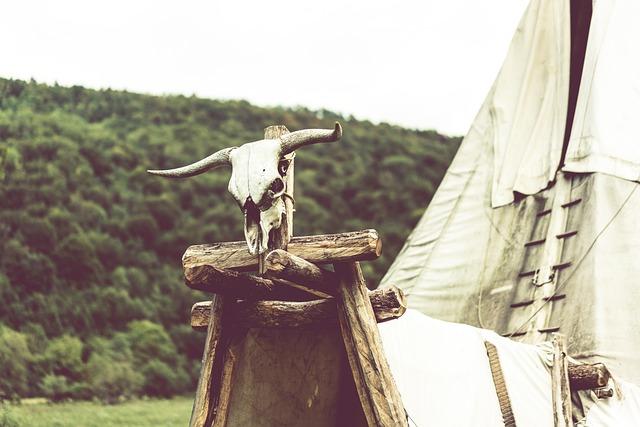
[189,295,225,427]
[183,229,381,271]
[191,287,407,330]
[211,334,243,427]
[184,264,320,301]
[567,363,609,390]
[551,333,572,427]
[334,262,408,427]
[264,249,338,296]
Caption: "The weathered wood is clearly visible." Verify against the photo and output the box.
[184,264,324,301]
[211,334,242,427]
[264,249,338,296]
[567,363,609,391]
[189,295,225,427]
[551,333,572,427]
[259,125,292,274]
[191,287,407,330]
[334,262,408,427]
[183,229,382,271]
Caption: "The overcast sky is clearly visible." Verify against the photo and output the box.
[1,0,528,135]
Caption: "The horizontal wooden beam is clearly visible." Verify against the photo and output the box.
[567,362,609,391]
[191,286,406,330]
[264,249,338,296]
[184,264,326,301]
[183,229,381,271]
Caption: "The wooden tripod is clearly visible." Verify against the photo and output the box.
[185,125,408,427]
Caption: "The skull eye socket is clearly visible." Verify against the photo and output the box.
[278,159,290,176]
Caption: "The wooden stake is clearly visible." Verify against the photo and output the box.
[551,333,573,427]
[189,295,225,427]
[334,262,408,427]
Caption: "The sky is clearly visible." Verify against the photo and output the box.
[1,0,529,135]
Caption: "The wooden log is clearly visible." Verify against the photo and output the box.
[184,264,325,301]
[264,249,338,296]
[334,262,408,427]
[551,333,572,427]
[189,295,225,427]
[567,362,609,391]
[183,229,382,271]
[191,287,407,330]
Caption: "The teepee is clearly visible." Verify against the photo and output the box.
[382,0,640,386]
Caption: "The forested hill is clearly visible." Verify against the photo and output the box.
[0,77,460,399]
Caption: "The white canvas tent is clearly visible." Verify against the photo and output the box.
[381,0,640,394]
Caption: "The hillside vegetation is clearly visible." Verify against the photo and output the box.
[0,78,460,400]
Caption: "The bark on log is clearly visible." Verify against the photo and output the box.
[334,262,408,427]
[183,229,381,271]
[567,363,609,391]
[264,249,338,296]
[189,295,225,427]
[191,286,407,330]
[184,264,325,301]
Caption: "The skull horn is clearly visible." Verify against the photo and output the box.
[147,147,235,178]
[280,122,342,155]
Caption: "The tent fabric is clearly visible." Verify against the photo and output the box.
[563,0,640,182]
[379,310,640,426]
[488,0,570,207]
[580,380,640,426]
[379,309,553,427]
[381,0,640,386]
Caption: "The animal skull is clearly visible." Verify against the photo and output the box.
[148,123,342,255]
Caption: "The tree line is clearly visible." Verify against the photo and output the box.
[0,78,460,401]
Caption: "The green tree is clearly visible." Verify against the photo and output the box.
[86,354,143,403]
[0,326,31,399]
[42,335,84,381]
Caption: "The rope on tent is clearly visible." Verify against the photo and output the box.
[506,184,639,339]
[485,341,517,427]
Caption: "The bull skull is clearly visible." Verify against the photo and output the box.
[148,122,342,255]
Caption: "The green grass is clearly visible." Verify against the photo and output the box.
[2,396,193,427]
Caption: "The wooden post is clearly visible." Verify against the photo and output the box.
[189,295,225,427]
[259,125,292,274]
[334,262,408,427]
[551,333,572,427]
[195,125,295,427]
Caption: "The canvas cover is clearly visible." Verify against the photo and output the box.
[564,0,640,181]
[379,309,640,426]
[381,0,640,385]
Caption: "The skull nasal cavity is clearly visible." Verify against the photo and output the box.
[269,178,284,194]
[243,197,260,222]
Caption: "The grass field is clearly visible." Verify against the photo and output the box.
[1,396,193,427]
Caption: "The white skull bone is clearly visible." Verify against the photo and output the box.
[227,139,287,254]
[147,123,341,256]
